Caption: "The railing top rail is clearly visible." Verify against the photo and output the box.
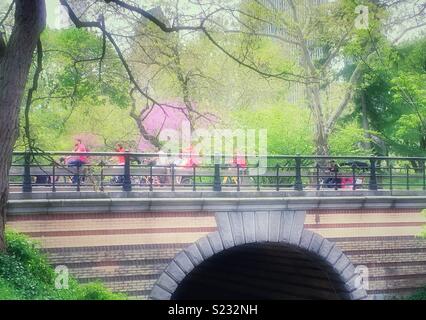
[11,151,426,162]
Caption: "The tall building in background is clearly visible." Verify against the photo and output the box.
[259,0,328,105]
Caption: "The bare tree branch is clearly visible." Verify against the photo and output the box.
[0,0,14,28]
[23,39,43,150]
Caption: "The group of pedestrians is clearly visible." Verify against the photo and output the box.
[62,139,248,186]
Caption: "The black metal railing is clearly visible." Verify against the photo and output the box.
[8,151,426,193]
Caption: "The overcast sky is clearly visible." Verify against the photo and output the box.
[3,0,421,43]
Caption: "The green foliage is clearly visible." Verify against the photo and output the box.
[0,230,55,299]
[353,37,426,157]
[329,122,374,156]
[407,287,426,300]
[12,2,426,158]
[17,28,133,151]
[27,101,138,151]
[0,278,20,300]
[75,282,127,300]
[232,103,314,155]
[40,28,130,107]
[0,230,126,300]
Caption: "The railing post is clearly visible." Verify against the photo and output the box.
[256,162,260,192]
[316,163,320,191]
[23,151,32,193]
[294,154,303,191]
[192,164,196,192]
[334,165,339,191]
[406,164,410,191]
[237,164,241,192]
[52,162,56,193]
[352,163,356,191]
[213,164,222,192]
[99,161,105,192]
[149,164,153,192]
[122,151,132,192]
[275,164,280,191]
[171,164,175,192]
[76,165,81,192]
[369,156,378,191]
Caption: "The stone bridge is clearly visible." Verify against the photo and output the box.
[6,191,426,300]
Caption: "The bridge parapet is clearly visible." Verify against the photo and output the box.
[8,192,426,215]
[6,192,426,300]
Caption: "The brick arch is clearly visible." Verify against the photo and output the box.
[150,211,367,300]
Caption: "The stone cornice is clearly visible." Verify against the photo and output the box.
[7,195,426,215]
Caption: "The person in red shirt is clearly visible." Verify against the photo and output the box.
[116,144,126,165]
[75,139,88,164]
[67,139,89,184]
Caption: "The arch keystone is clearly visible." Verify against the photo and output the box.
[255,211,269,242]
[268,211,282,242]
[242,211,256,243]
[278,210,295,242]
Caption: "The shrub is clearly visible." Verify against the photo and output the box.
[407,287,426,300]
[0,277,20,300]
[76,282,127,300]
[0,229,126,300]
[0,230,53,299]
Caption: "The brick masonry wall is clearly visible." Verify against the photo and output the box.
[7,212,217,300]
[305,209,426,299]
[6,208,426,299]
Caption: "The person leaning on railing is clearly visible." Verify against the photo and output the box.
[66,139,89,184]
[325,160,341,188]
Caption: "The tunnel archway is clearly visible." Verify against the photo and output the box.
[171,242,350,300]
[150,211,367,300]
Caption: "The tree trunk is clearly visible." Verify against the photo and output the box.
[315,124,329,156]
[360,91,372,151]
[0,0,46,250]
[309,86,329,156]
